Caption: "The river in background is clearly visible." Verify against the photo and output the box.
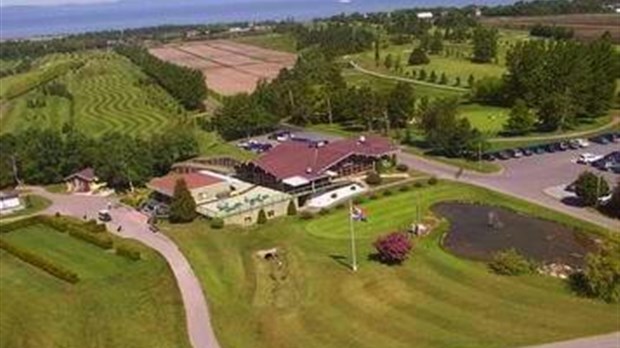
[1,0,513,39]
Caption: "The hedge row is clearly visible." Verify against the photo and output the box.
[68,228,114,249]
[115,244,141,261]
[0,238,79,283]
[0,215,43,233]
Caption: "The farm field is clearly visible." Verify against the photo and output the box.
[0,51,186,137]
[481,14,620,43]
[164,181,616,348]
[149,39,297,96]
[230,33,297,53]
[0,222,190,348]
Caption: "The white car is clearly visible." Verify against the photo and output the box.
[598,193,613,205]
[573,138,590,148]
[577,153,603,164]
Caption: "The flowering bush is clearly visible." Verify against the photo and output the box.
[373,232,413,265]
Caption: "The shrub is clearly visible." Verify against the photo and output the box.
[84,219,106,233]
[408,47,430,65]
[287,200,297,216]
[0,239,79,283]
[383,189,393,197]
[318,208,331,215]
[399,185,411,192]
[488,248,535,276]
[299,211,315,220]
[353,196,366,205]
[428,177,438,185]
[116,244,141,261]
[413,182,424,188]
[570,245,620,303]
[68,228,114,249]
[335,203,346,210]
[210,218,224,229]
[368,193,379,200]
[573,171,610,207]
[365,171,382,186]
[373,232,413,265]
[257,209,268,224]
[0,216,42,233]
[396,163,409,172]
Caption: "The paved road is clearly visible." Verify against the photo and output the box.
[398,143,620,231]
[523,332,619,348]
[30,187,221,348]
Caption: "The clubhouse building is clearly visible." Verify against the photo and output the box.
[236,135,398,194]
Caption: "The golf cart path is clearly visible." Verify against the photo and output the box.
[522,331,619,348]
[489,115,620,143]
[28,187,221,348]
[348,60,469,92]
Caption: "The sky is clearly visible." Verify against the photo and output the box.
[2,0,117,5]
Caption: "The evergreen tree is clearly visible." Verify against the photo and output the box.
[467,74,475,87]
[257,209,268,224]
[429,71,437,83]
[384,53,393,70]
[439,72,448,85]
[287,200,297,216]
[387,82,416,128]
[472,26,498,63]
[454,76,461,87]
[374,38,380,67]
[504,99,535,135]
[418,69,427,81]
[408,47,430,65]
[169,178,197,223]
[430,30,444,54]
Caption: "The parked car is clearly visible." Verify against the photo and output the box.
[521,147,533,156]
[568,139,581,149]
[268,131,291,142]
[482,153,496,161]
[98,209,112,222]
[507,149,523,158]
[573,138,590,148]
[496,151,511,160]
[590,135,611,145]
[533,146,546,155]
[558,141,569,151]
[545,143,558,153]
[577,153,604,164]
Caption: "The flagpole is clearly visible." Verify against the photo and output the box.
[349,199,358,272]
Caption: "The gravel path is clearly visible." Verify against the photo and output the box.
[29,187,221,348]
[522,332,619,348]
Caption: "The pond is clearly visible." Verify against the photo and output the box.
[433,202,597,267]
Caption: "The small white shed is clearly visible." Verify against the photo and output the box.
[0,190,23,214]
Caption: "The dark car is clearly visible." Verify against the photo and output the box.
[507,148,523,158]
[533,146,545,155]
[482,153,496,161]
[591,135,611,145]
[521,147,533,156]
[558,141,569,151]
[496,151,511,160]
[545,143,557,153]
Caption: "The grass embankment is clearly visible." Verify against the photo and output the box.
[0,195,51,221]
[164,181,616,348]
[0,221,189,348]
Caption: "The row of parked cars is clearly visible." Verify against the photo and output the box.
[239,131,330,153]
[483,132,619,163]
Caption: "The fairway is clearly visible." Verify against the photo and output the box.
[0,51,185,137]
[0,222,190,348]
[458,103,510,134]
[164,181,617,348]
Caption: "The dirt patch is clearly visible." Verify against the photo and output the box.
[149,39,297,96]
[480,14,620,43]
[433,202,598,267]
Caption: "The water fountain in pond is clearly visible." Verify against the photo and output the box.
[487,211,504,229]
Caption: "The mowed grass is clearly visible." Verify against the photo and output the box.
[163,181,616,348]
[0,223,190,348]
[1,51,186,137]
[230,33,297,53]
[459,103,510,134]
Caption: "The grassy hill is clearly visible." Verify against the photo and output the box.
[0,51,185,137]
[164,181,616,348]
[0,221,190,348]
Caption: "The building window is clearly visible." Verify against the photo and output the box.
[267,210,275,217]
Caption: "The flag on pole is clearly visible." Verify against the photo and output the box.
[351,205,368,222]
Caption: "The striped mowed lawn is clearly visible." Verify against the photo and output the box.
[0,222,190,348]
[164,181,617,348]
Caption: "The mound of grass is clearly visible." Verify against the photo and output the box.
[0,222,189,347]
[163,182,616,348]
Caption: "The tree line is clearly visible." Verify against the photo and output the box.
[0,126,198,191]
[292,23,376,58]
[481,0,610,17]
[529,24,574,40]
[473,33,618,134]
[114,45,206,110]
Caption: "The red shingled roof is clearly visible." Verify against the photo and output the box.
[64,167,96,182]
[252,135,396,181]
[148,172,223,196]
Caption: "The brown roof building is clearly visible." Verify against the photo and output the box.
[237,135,398,192]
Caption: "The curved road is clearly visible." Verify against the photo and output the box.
[29,187,221,348]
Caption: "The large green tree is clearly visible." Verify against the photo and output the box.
[213,93,278,140]
[408,47,430,65]
[387,82,415,128]
[504,99,535,135]
[471,26,498,63]
[573,171,610,207]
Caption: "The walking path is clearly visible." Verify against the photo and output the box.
[522,332,619,348]
[28,187,221,348]
[348,60,469,92]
